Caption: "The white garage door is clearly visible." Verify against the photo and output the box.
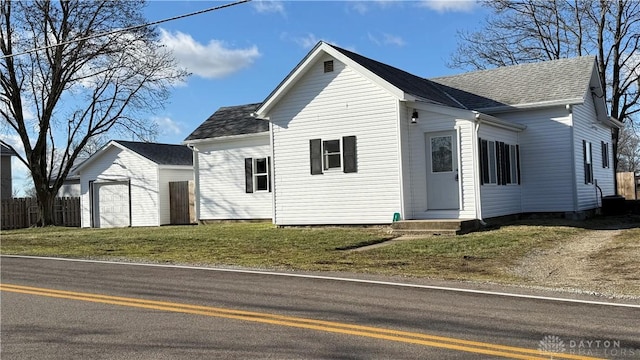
[94,182,130,228]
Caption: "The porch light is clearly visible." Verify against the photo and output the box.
[411,110,419,124]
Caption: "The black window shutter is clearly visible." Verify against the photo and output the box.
[310,139,323,175]
[516,145,521,185]
[267,156,272,192]
[245,158,253,193]
[342,136,357,173]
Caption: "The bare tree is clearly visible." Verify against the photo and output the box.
[450,0,640,170]
[0,1,187,225]
[617,121,640,172]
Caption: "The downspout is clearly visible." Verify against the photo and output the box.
[187,144,201,223]
[473,114,486,225]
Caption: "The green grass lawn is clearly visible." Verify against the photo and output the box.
[0,221,590,282]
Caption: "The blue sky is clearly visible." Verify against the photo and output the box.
[144,0,485,144]
[10,0,487,194]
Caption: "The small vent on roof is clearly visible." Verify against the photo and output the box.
[324,60,334,73]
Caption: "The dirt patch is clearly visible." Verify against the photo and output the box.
[511,224,640,299]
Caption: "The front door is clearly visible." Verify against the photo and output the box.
[425,131,459,210]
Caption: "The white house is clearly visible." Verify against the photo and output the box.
[248,41,620,226]
[77,140,193,228]
[184,103,272,222]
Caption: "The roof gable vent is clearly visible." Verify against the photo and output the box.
[323,60,334,73]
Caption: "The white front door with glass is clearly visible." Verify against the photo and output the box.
[425,131,459,210]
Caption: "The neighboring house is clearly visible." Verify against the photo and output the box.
[248,41,619,225]
[76,140,193,228]
[1,143,17,200]
[184,103,272,221]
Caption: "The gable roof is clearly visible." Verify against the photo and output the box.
[257,41,602,118]
[329,45,465,108]
[184,103,268,141]
[113,140,193,166]
[430,56,597,110]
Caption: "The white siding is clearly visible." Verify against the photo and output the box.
[80,146,160,227]
[477,124,522,218]
[496,107,575,212]
[269,55,402,225]
[196,135,272,220]
[573,94,616,210]
[405,107,477,220]
[157,167,194,225]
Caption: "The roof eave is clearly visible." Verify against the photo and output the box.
[476,98,585,113]
[474,111,527,132]
[183,131,269,145]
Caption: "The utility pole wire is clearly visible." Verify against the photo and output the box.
[1,0,252,60]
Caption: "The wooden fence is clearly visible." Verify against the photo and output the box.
[617,172,639,200]
[1,197,81,230]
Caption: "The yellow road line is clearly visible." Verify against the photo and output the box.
[0,283,602,360]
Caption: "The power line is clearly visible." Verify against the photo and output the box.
[1,0,252,60]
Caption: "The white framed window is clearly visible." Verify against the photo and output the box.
[583,140,593,184]
[254,158,269,191]
[488,140,497,184]
[310,136,357,175]
[245,157,271,193]
[480,138,520,186]
[323,139,341,170]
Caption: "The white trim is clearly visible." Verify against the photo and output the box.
[182,131,269,146]
[476,98,585,113]
[455,125,463,210]
[4,256,638,308]
[474,112,527,132]
[395,100,406,220]
[269,122,276,225]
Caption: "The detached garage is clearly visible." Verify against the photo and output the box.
[77,140,194,228]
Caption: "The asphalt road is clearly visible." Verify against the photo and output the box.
[1,256,639,359]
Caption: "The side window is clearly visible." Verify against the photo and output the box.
[583,140,593,184]
[601,141,609,168]
[245,157,271,193]
[479,138,519,186]
[323,140,341,170]
[310,136,357,175]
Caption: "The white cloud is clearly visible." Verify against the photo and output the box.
[253,1,285,15]
[419,0,477,13]
[159,29,261,79]
[368,33,406,47]
[153,116,182,137]
[293,33,322,49]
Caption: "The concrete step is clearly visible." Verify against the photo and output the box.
[391,219,480,235]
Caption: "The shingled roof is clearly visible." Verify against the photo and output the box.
[113,140,193,166]
[329,44,465,108]
[329,42,596,111]
[185,103,268,141]
[430,56,596,110]
[1,143,17,156]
